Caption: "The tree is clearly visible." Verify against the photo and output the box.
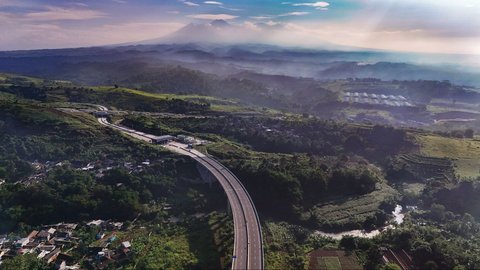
[430,203,446,221]
[0,254,49,270]
[384,263,402,270]
[464,129,474,139]
[424,261,439,270]
[340,236,357,251]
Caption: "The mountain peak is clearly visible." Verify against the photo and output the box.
[210,19,230,28]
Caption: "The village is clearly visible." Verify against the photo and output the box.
[0,219,134,269]
[16,134,200,186]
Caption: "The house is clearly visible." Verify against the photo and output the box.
[106,222,123,231]
[53,238,73,246]
[54,253,74,270]
[37,250,51,259]
[0,249,7,259]
[23,242,39,250]
[0,237,9,250]
[59,223,77,231]
[56,230,73,239]
[36,230,52,242]
[151,135,175,144]
[27,230,39,240]
[107,235,117,243]
[96,249,114,260]
[96,232,106,240]
[93,111,109,117]
[121,241,131,249]
[37,244,56,252]
[177,135,195,144]
[44,248,61,264]
[383,249,414,270]
[15,238,30,248]
[87,220,104,227]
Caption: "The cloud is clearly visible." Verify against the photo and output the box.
[219,6,244,11]
[182,1,199,6]
[111,0,127,3]
[250,11,310,20]
[204,1,222,5]
[0,21,184,50]
[74,3,89,7]
[292,2,330,8]
[250,16,275,20]
[279,12,310,17]
[202,1,242,11]
[24,6,107,21]
[187,13,238,20]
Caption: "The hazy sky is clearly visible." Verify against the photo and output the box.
[0,0,479,54]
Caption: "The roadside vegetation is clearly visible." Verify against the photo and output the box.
[2,74,480,269]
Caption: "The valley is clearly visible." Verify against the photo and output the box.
[1,72,479,269]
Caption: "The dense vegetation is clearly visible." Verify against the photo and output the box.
[122,114,403,230]
[2,73,480,269]
[123,114,413,163]
[0,94,206,232]
[0,163,198,230]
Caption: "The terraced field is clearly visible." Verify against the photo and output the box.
[397,154,455,182]
[312,183,398,226]
[417,135,480,179]
[308,250,362,270]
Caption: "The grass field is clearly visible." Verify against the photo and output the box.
[308,250,363,270]
[92,86,219,101]
[417,134,480,179]
[92,86,254,113]
[321,257,342,270]
[311,182,398,226]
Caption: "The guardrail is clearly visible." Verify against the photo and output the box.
[206,155,264,270]
[96,111,263,269]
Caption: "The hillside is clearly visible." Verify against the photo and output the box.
[2,74,480,269]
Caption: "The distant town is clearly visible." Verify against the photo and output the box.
[343,92,415,107]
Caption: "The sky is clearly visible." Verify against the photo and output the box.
[0,0,480,54]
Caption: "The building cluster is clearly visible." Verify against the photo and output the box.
[0,220,133,269]
[19,158,158,185]
[151,134,197,145]
[343,92,414,107]
[84,220,131,269]
[0,223,80,269]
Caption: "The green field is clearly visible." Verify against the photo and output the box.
[311,182,398,227]
[417,134,480,179]
[321,257,341,270]
[91,86,270,114]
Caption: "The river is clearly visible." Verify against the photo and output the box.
[314,205,405,240]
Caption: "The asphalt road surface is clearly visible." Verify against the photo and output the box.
[96,109,264,270]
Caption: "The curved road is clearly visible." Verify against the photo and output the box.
[94,107,264,270]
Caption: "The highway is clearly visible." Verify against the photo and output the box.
[95,107,264,270]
